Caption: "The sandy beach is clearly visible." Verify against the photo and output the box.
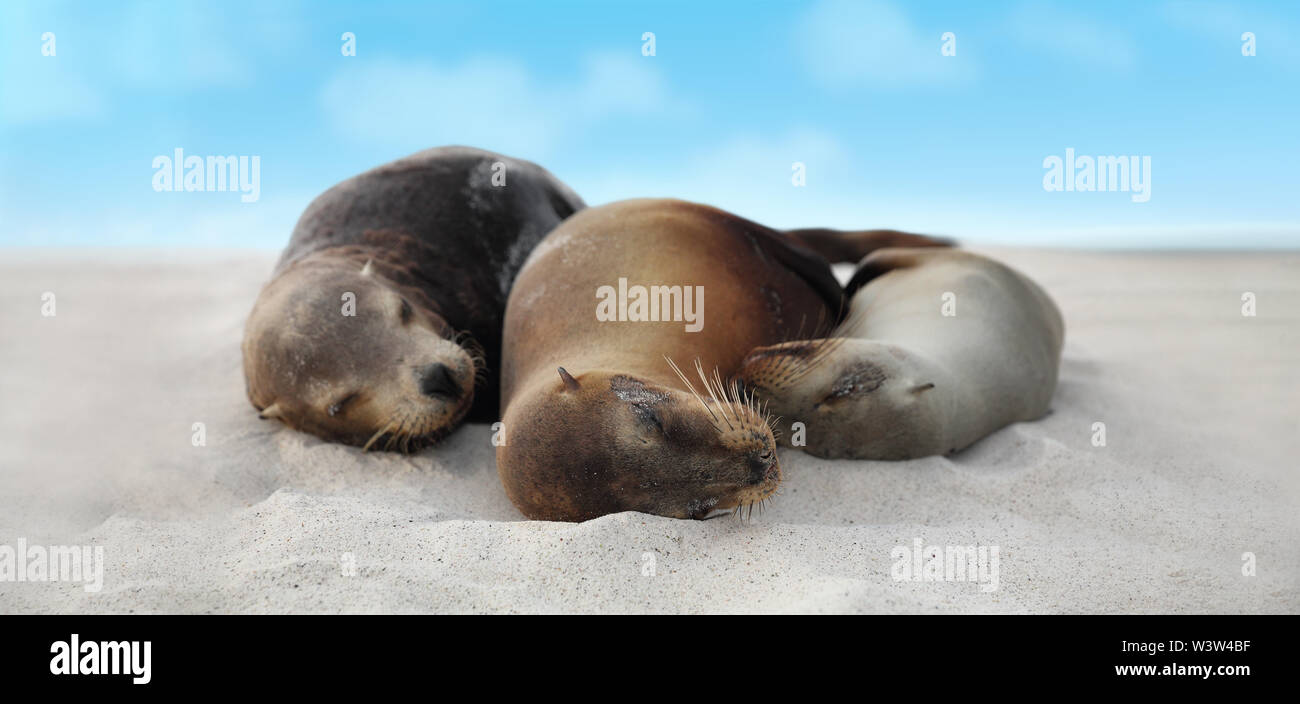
[1,247,1297,613]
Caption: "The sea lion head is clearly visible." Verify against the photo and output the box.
[242,255,481,451]
[735,339,938,459]
[496,363,781,521]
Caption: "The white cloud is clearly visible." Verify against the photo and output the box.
[1008,3,1137,72]
[108,3,259,88]
[0,4,107,124]
[0,61,107,124]
[0,2,306,125]
[1161,0,1300,66]
[576,129,874,228]
[320,52,679,157]
[795,0,977,88]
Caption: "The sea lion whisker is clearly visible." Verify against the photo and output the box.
[389,410,418,452]
[784,337,847,385]
[390,413,408,452]
[696,360,727,422]
[363,420,398,452]
[398,425,415,451]
[783,354,822,385]
[711,368,737,422]
[695,359,735,430]
[715,369,748,424]
[729,378,759,427]
[665,356,722,430]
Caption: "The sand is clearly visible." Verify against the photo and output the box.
[1,247,1297,613]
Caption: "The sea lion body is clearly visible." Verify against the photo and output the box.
[737,248,1064,460]
[243,146,584,449]
[497,198,843,521]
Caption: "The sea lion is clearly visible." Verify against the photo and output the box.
[735,248,1064,460]
[242,146,584,450]
[496,198,850,521]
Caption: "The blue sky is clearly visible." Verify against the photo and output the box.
[1,0,1298,248]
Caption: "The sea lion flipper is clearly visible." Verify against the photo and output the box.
[782,228,953,264]
[753,229,846,321]
[844,247,935,297]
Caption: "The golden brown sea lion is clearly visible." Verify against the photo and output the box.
[495,198,858,521]
[242,146,584,450]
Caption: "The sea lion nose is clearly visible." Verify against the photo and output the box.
[748,453,779,485]
[418,363,462,399]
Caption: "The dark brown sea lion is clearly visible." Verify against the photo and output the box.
[242,146,584,450]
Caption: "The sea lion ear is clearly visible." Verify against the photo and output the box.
[557,367,581,392]
[360,259,374,277]
[258,402,283,419]
[910,383,935,394]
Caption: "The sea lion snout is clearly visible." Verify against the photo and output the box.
[748,449,779,485]
[417,362,462,399]
[243,258,482,451]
